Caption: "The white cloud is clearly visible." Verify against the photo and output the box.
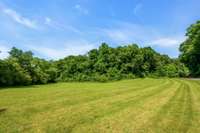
[101,22,158,44]
[0,42,10,59]
[103,29,132,43]
[75,4,81,9]
[74,4,89,15]
[43,16,82,34]
[133,3,143,15]
[44,17,51,25]
[55,23,82,34]
[150,37,185,47]
[28,40,96,59]
[2,8,38,29]
[100,21,185,49]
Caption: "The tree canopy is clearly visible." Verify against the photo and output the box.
[179,21,200,77]
[2,20,200,86]
[0,43,189,86]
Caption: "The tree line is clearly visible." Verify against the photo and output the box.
[179,20,200,77]
[0,20,199,86]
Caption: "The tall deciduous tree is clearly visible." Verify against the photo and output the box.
[179,21,200,76]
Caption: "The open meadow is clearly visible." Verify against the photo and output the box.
[0,78,200,133]
[1,0,200,132]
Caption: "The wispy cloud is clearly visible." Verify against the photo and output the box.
[74,4,89,15]
[100,21,158,44]
[103,29,132,43]
[100,20,186,53]
[44,16,82,34]
[2,8,38,29]
[44,17,51,25]
[150,37,186,47]
[133,3,143,16]
[28,40,95,59]
[0,41,10,59]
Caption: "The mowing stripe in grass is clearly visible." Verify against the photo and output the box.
[0,79,168,133]
[73,80,181,133]
[1,79,166,118]
[0,79,198,133]
[0,79,164,108]
[143,80,194,133]
[20,79,166,112]
[184,80,200,133]
[33,80,174,132]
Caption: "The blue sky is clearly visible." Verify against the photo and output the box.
[0,0,200,59]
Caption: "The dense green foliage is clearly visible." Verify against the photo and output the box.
[56,43,188,82]
[179,21,200,77]
[3,20,200,86]
[0,43,189,86]
[0,47,57,86]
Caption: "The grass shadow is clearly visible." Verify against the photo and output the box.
[0,108,7,114]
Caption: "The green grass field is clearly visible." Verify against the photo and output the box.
[0,78,200,133]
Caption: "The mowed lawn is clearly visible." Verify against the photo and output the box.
[0,79,200,133]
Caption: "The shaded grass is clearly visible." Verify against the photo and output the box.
[0,78,199,133]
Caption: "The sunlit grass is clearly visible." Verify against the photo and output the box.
[0,79,200,133]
